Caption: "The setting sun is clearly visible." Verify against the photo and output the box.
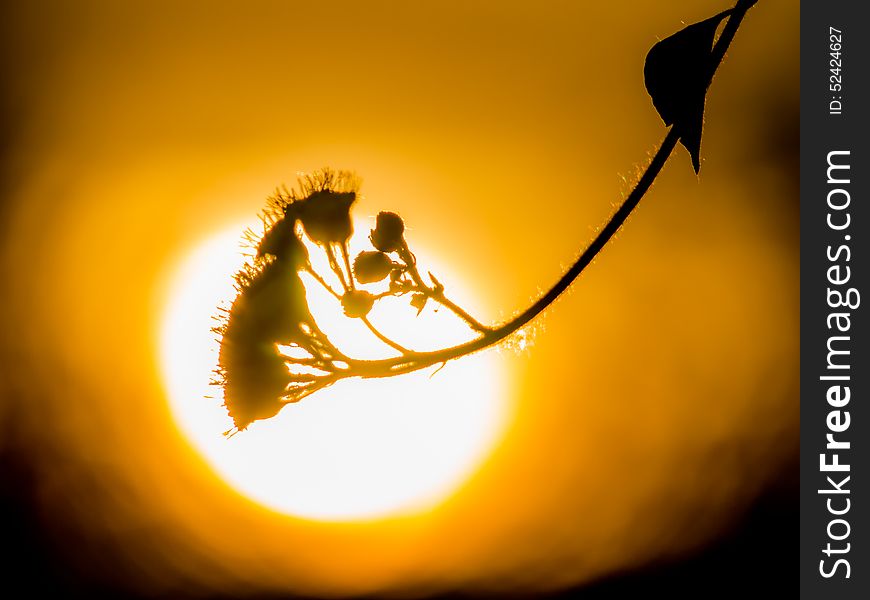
[2,0,799,595]
[159,220,508,521]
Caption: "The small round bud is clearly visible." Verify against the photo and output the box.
[353,251,394,284]
[341,290,376,318]
[369,211,405,252]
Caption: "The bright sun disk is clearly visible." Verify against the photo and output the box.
[159,219,508,521]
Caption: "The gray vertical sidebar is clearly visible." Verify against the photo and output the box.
[800,1,868,598]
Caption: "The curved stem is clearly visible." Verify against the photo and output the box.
[361,316,413,354]
[336,0,756,379]
[339,243,356,290]
[324,244,349,291]
[350,128,679,377]
[306,262,411,353]
[429,291,491,333]
[306,265,342,299]
[709,1,758,79]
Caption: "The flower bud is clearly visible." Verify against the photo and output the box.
[353,251,394,284]
[297,190,356,244]
[341,290,376,318]
[369,211,405,252]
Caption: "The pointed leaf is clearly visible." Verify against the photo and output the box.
[410,293,428,315]
[644,10,731,173]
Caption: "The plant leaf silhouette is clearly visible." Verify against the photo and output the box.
[410,293,428,315]
[644,9,732,173]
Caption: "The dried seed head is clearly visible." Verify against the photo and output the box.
[217,259,316,431]
[353,251,394,283]
[370,211,405,252]
[341,290,376,318]
[266,168,360,245]
[297,190,356,244]
[221,349,287,432]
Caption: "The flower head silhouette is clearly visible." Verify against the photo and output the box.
[212,0,759,433]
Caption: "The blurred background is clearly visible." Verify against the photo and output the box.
[0,0,797,598]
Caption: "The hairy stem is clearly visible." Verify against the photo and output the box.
[330,0,756,380]
[429,291,491,333]
[324,244,349,291]
[340,243,356,290]
[397,241,491,332]
[348,127,679,377]
[307,258,412,354]
[306,265,342,299]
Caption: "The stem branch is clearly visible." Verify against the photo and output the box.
[397,241,491,332]
[361,316,413,354]
[332,0,756,379]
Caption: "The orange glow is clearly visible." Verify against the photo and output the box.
[0,0,797,597]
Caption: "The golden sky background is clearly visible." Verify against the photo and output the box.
[1,1,798,597]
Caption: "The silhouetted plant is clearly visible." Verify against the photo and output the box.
[214,0,758,433]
